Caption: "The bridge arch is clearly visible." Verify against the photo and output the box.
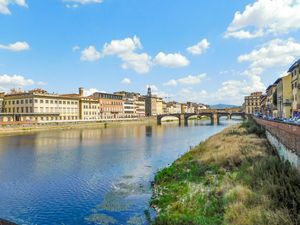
[157,114,182,125]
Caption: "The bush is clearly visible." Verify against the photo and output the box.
[240,118,265,137]
[248,156,300,224]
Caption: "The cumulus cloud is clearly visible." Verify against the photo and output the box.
[121,78,131,84]
[0,0,27,15]
[238,38,300,69]
[154,52,190,68]
[187,39,210,55]
[164,74,207,86]
[177,88,208,103]
[0,41,30,51]
[0,74,35,91]
[102,36,142,56]
[83,88,104,96]
[80,36,191,73]
[80,46,101,62]
[72,45,80,52]
[102,36,151,74]
[225,0,300,39]
[211,38,300,104]
[120,52,152,74]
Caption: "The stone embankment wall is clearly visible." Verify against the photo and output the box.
[254,117,300,168]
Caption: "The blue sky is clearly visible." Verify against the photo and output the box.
[1,0,300,105]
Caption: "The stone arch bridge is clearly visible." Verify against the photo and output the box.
[157,109,246,125]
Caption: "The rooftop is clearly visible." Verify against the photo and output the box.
[288,59,300,72]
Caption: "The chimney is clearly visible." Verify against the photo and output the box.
[79,87,84,96]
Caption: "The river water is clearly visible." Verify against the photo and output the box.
[0,119,238,225]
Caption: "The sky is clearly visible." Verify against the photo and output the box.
[1,0,300,105]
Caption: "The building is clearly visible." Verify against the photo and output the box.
[92,92,124,120]
[156,97,163,115]
[114,91,146,118]
[1,88,80,123]
[186,102,195,113]
[266,85,277,117]
[290,59,300,117]
[79,96,100,121]
[244,92,263,114]
[0,92,4,113]
[162,101,168,114]
[277,74,292,118]
[136,96,146,117]
[166,101,182,114]
[260,94,267,116]
[145,87,162,116]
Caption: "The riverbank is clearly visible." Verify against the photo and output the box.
[0,117,156,137]
[151,118,300,225]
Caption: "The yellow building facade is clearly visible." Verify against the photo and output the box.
[277,74,292,118]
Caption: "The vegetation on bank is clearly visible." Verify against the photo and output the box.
[151,118,300,225]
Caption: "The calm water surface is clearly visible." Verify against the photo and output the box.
[0,120,239,225]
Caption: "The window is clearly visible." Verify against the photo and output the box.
[40,100,44,103]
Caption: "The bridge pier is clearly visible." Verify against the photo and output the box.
[228,114,232,120]
[212,113,219,125]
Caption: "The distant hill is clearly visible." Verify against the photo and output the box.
[209,104,240,109]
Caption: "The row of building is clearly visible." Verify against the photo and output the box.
[244,59,300,118]
[0,87,208,123]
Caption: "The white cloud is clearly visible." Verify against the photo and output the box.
[72,45,80,52]
[225,0,300,39]
[187,39,210,55]
[64,0,103,8]
[83,88,103,96]
[102,36,151,74]
[80,46,101,62]
[146,84,158,92]
[80,36,190,73]
[178,74,207,85]
[0,74,34,91]
[0,0,27,15]
[177,88,208,103]
[120,52,152,74]
[0,41,30,51]
[211,38,300,104]
[102,36,142,56]
[163,79,178,87]
[121,78,131,84]
[154,52,190,68]
[164,74,207,86]
[238,38,300,69]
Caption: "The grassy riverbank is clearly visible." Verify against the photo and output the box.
[151,118,300,225]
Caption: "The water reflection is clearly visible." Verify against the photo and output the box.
[0,120,238,225]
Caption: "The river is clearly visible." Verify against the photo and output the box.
[0,119,239,225]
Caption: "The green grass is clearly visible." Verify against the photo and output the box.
[151,122,300,225]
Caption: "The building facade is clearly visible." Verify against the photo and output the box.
[1,89,80,123]
[79,97,100,121]
[244,92,262,114]
[167,101,182,114]
[290,59,300,117]
[0,92,4,113]
[145,87,159,116]
[92,92,124,120]
[277,74,292,118]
